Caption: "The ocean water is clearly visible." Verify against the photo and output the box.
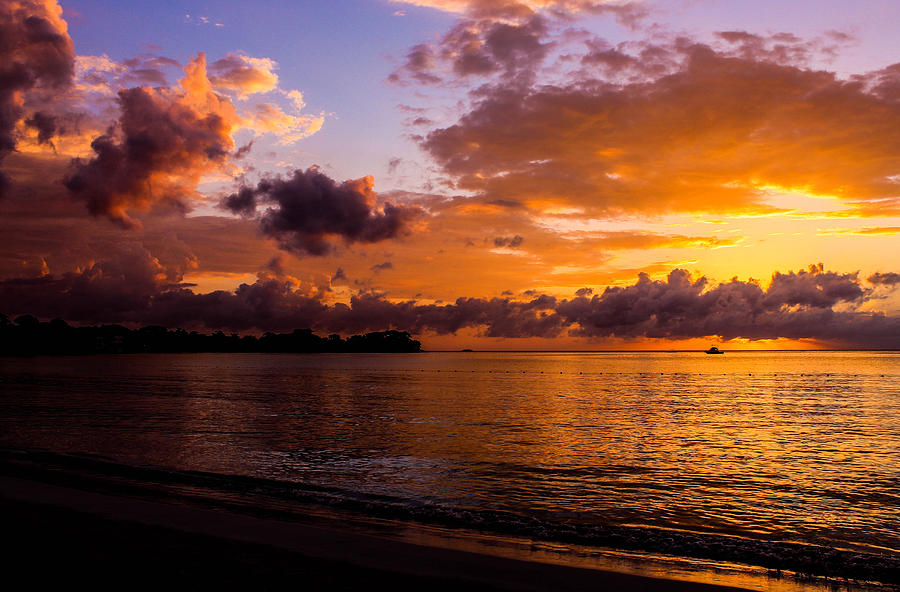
[1,351,898,587]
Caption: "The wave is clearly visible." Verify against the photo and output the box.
[2,448,897,587]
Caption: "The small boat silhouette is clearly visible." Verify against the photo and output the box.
[705,346,724,354]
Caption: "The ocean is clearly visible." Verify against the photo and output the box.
[1,351,898,589]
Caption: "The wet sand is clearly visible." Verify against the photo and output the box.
[0,458,754,592]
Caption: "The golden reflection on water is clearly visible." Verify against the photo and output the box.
[1,351,898,585]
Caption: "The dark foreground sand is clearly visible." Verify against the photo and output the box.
[0,461,754,591]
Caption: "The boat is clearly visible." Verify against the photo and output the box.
[705,346,724,354]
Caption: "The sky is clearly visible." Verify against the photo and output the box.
[1,0,899,349]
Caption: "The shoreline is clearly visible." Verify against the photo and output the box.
[1,448,894,591]
[1,472,755,592]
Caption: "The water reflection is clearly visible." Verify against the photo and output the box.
[1,351,898,556]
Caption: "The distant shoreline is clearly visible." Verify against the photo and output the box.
[0,315,421,355]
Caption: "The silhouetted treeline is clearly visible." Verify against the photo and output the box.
[0,314,421,355]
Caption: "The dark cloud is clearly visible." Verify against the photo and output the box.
[264,253,288,276]
[146,279,329,332]
[713,30,854,66]
[24,110,58,145]
[391,16,549,84]
[233,140,253,159]
[556,267,898,347]
[390,44,442,85]
[126,68,168,86]
[581,39,679,80]
[371,261,394,272]
[0,169,273,283]
[493,234,524,247]
[64,54,239,228]
[861,62,900,101]
[0,243,178,322]
[0,0,75,198]
[763,264,865,309]
[486,199,525,209]
[481,16,549,73]
[869,272,900,286]
[222,167,423,256]
[319,292,564,338]
[390,0,652,86]
[1,258,896,347]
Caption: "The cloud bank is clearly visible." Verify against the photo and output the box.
[1,258,897,347]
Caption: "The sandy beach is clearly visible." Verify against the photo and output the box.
[0,451,755,592]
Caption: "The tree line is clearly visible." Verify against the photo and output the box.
[0,314,422,355]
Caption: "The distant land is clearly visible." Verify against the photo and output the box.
[0,314,421,355]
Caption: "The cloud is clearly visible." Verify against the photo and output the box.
[209,53,279,97]
[819,226,900,236]
[869,272,900,286]
[1,257,896,347]
[0,243,183,322]
[389,0,648,85]
[451,16,548,78]
[222,167,424,255]
[391,1,642,21]
[390,44,442,85]
[240,102,324,144]
[75,50,321,147]
[4,35,322,225]
[422,39,900,217]
[23,111,58,145]
[493,234,524,247]
[714,30,855,66]
[556,265,898,346]
[0,163,279,286]
[63,53,240,228]
[762,263,865,308]
[0,0,75,198]
[391,16,550,83]
[0,237,336,331]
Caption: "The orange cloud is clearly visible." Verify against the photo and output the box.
[0,0,75,198]
[818,226,900,236]
[209,53,279,97]
[422,41,900,218]
[64,54,240,228]
[241,102,324,144]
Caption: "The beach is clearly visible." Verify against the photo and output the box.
[1,451,754,592]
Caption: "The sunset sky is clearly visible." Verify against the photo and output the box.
[1,0,899,349]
